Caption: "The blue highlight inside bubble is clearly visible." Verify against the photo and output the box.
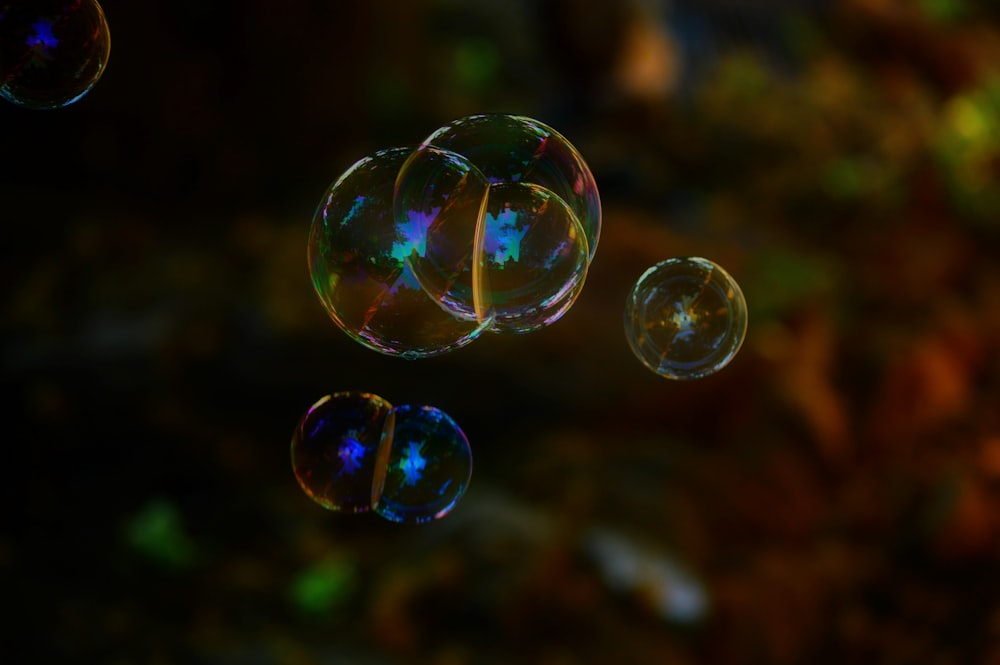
[398,442,428,486]
[391,209,436,261]
[337,436,366,476]
[26,19,58,51]
[484,207,528,266]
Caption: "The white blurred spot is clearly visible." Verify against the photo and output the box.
[585,527,708,624]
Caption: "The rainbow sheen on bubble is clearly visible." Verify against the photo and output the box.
[290,392,394,513]
[291,392,473,524]
[0,0,110,109]
[418,114,601,262]
[308,148,492,358]
[393,145,494,326]
[373,404,473,524]
[308,114,601,356]
[475,181,589,332]
[624,257,748,380]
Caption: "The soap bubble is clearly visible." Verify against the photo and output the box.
[290,392,394,513]
[418,114,601,262]
[397,145,590,333]
[475,180,589,332]
[308,148,492,358]
[405,114,599,333]
[624,257,748,380]
[0,0,111,109]
[309,114,601,356]
[291,392,472,524]
[373,404,473,524]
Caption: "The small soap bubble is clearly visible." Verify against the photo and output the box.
[290,392,395,513]
[624,257,748,380]
[308,148,491,358]
[0,0,110,109]
[291,392,473,524]
[373,404,473,524]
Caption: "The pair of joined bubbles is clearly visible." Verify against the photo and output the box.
[292,392,472,525]
[308,114,602,359]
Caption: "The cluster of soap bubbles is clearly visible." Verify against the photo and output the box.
[291,391,473,524]
[308,114,602,358]
[624,257,747,380]
[0,0,110,109]
[2,0,750,531]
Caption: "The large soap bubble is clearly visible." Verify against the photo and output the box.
[308,147,492,359]
[417,114,601,262]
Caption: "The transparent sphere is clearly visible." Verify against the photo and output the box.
[397,145,590,333]
[290,392,395,513]
[400,114,598,334]
[476,181,589,332]
[373,404,473,524]
[624,257,748,380]
[308,148,492,358]
[420,114,601,264]
[0,0,110,109]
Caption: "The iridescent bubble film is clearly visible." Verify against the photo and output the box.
[419,114,602,262]
[373,404,473,525]
[624,257,748,380]
[308,148,491,358]
[291,392,473,524]
[475,181,589,333]
[290,392,394,513]
[393,145,494,326]
[0,0,110,109]
[309,115,601,356]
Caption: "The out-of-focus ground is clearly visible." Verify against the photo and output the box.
[4,0,1000,663]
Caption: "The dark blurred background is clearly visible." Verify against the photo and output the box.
[4,0,1000,662]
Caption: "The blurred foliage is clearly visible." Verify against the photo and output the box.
[291,557,359,615]
[124,499,199,570]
